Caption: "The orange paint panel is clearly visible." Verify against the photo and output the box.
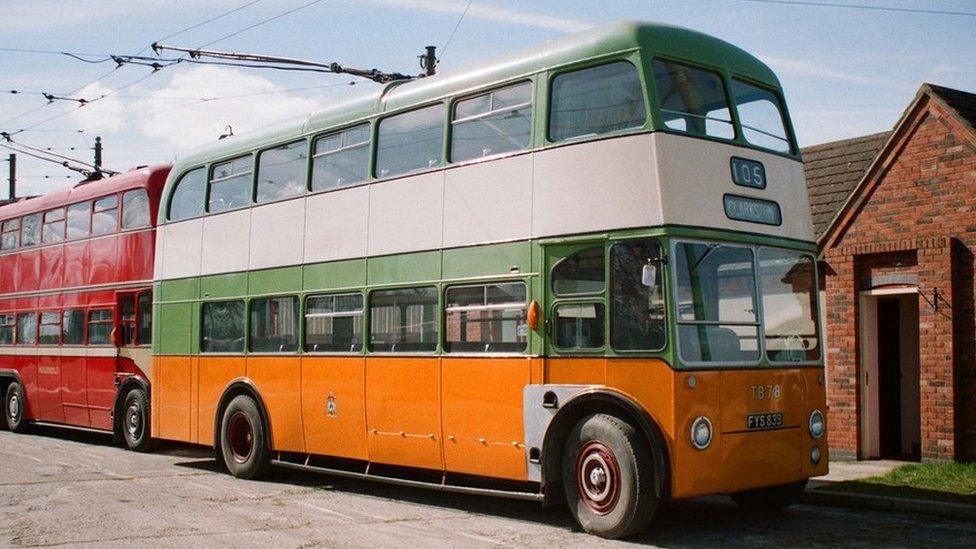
[365,357,442,470]
[155,356,192,442]
[196,356,245,447]
[190,356,199,444]
[151,357,160,436]
[718,370,806,433]
[529,358,544,384]
[544,357,607,385]
[442,357,531,480]
[247,356,305,454]
[719,429,803,493]
[301,356,368,460]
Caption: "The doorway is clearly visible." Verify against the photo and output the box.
[858,289,921,461]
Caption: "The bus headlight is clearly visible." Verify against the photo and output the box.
[811,445,821,465]
[691,416,712,450]
[809,410,825,439]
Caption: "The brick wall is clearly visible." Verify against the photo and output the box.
[822,97,976,461]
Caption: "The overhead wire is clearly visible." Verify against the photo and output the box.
[197,0,327,48]
[725,0,976,17]
[440,0,474,59]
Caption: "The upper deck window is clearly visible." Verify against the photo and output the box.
[652,59,733,140]
[42,208,65,244]
[92,195,118,236]
[66,202,91,239]
[122,189,150,229]
[1,219,19,251]
[376,104,445,179]
[732,79,791,153]
[209,155,253,213]
[257,141,307,203]
[169,168,206,221]
[549,61,646,142]
[312,124,370,192]
[21,213,40,247]
[451,82,532,162]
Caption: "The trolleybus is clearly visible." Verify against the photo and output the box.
[0,166,169,451]
[3,22,826,539]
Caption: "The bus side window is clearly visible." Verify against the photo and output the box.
[92,195,119,236]
[554,303,605,349]
[201,300,245,353]
[62,309,86,345]
[305,293,363,353]
[20,213,40,247]
[451,81,532,162]
[0,314,15,344]
[445,282,528,353]
[66,202,91,239]
[120,295,137,345]
[549,61,646,142]
[551,246,606,296]
[1,218,20,250]
[42,208,65,244]
[249,296,299,353]
[369,287,438,353]
[121,189,151,229]
[375,104,445,178]
[137,293,152,345]
[311,125,370,192]
[169,168,206,221]
[16,312,37,345]
[256,141,307,203]
[39,312,61,345]
[209,156,253,214]
[88,309,114,345]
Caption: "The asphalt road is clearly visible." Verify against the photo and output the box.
[1,427,974,548]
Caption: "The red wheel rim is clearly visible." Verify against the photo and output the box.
[228,411,254,464]
[575,441,621,515]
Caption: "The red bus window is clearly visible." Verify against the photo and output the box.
[122,189,150,229]
[88,309,113,345]
[0,314,14,344]
[92,196,118,236]
[138,293,152,344]
[1,219,19,250]
[16,313,37,345]
[39,312,62,345]
[120,296,137,345]
[21,213,40,247]
[66,202,91,240]
[42,209,66,245]
[62,310,85,345]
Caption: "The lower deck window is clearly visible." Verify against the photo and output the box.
[0,314,14,344]
[16,313,37,345]
[39,312,61,345]
[202,300,245,353]
[249,296,299,353]
[62,310,85,345]
[305,293,363,353]
[88,309,114,345]
[369,287,438,352]
[445,282,528,353]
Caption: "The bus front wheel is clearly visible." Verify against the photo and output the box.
[121,387,152,452]
[730,479,807,511]
[219,395,269,480]
[562,413,658,539]
[4,381,30,434]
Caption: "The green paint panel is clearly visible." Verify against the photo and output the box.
[200,272,247,299]
[157,303,193,354]
[443,241,532,280]
[158,278,200,302]
[303,258,367,292]
[250,265,302,295]
[367,250,441,286]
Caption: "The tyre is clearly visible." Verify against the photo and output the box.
[5,381,30,434]
[120,387,153,452]
[219,395,269,480]
[730,479,807,511]
[562,414,658,539]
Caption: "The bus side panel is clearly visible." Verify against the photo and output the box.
[0,253,15,294]
[441,357,530,481]
[62,242,88,289]
[196,356,245,446]
[155,355,192,441]
[39,245,63,291]
[119,230,154,281]
[86,350,117,430]
[301,356,368,460]
[88,236,119,287]
[247,356,305,454]
[35,353,64,423]
[543,357,607,385]
[61,352,90,427]
[365,357,442,470]
[15,250,40,293]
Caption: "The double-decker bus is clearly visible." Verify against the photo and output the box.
[0,166,169,451]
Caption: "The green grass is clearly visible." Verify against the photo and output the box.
[821,462,976,505]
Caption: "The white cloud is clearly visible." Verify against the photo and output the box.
[362,0,590,32]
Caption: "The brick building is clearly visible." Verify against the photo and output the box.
[804,83,976,462]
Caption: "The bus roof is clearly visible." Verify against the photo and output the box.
[0,165,171,222]
[171,21,781,171]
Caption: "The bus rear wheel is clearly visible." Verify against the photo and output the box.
[4,381,30,434]
[220,395,269,480]
[121,387,152,452]
[562,414,658,539]
[730,480,807,511]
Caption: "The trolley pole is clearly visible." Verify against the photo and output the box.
[6,153,14,202]
[94,136,102,173]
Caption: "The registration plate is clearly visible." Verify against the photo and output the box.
[746,412,784,431]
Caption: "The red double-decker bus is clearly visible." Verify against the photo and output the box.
[0,165,169,450]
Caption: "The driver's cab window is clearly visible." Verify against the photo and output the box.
[610,240,666,351]
[551,245,605,350]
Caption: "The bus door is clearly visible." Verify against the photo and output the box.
[543,242,609,385]
[116,291,153,379]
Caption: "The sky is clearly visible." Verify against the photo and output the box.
[1,0,974,196]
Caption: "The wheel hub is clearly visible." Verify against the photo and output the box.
[126,404,142,437]
[576,441,621,515]
[228,412,254,464]
[8,394,19,419]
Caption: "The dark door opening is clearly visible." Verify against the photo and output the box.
[875,295,921,461]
